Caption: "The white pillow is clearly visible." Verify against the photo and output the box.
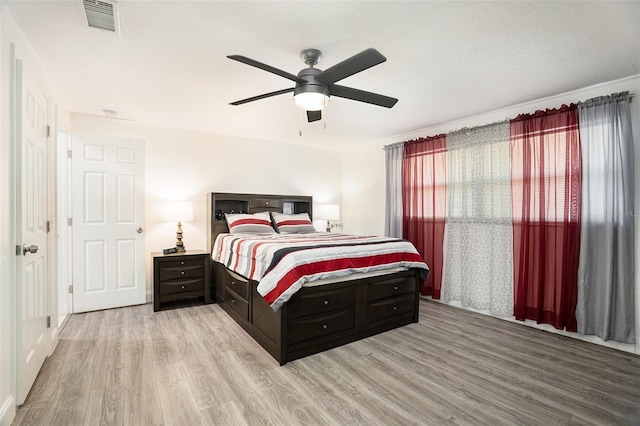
[272,212,316,234]
[225,212,276,234]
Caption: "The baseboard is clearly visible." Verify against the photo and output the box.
[0,395,16,426]
[146,290,152,304]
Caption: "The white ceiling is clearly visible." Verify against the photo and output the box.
[5,1,640,151]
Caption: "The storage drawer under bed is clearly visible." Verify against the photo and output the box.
[287,286,356,320]
[287,309,356,345]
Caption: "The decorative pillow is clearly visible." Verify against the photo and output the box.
[225,212,276,234]
[272,212,317,234]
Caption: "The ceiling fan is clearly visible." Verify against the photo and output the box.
[227,48,398,123]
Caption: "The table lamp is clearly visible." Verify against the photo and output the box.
[163,201,193,252]
[314,204,340,232]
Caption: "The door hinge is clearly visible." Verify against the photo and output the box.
[46,125,51,138]
[68,217,73,226]
[46,220,51,233]
[46,316,51,328]
[68,285,73,294]
[67,150,72,159]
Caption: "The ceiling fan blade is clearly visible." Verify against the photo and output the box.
[330,85,398,108]
[307,110,322,122]
[315,48,387,86]
[229,88,294,106]
[228,55,306,84]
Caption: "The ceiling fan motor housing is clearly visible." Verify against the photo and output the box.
[295,68,328,95]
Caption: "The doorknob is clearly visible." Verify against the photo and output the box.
[136,227,144,233]
[22,244,39,255]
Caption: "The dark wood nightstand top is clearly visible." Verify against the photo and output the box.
[152,249,210,258]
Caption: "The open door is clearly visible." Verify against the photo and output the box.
[14,55,51,405]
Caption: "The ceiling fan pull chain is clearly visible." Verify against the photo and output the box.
[299,109,303,136]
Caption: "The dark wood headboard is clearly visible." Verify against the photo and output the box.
[207,192,313,251]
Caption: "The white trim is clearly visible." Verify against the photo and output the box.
[0,395,16,426]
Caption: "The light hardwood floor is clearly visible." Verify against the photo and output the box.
[13,299,640,425]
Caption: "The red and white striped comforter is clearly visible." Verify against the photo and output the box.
[212,232,429,311]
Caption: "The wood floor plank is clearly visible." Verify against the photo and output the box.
[13,299,640,426]
[122,339,164,426]
[154,361,204,426]
[199,401,249,426]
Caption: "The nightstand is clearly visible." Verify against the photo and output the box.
[152,250,211,311]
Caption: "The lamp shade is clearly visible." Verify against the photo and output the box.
[163,201,193,222]
[314,204,340,220]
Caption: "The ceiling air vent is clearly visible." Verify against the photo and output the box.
[82,0,120,33]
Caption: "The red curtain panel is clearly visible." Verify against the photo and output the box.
[402,135,447,298]
[510,105,581,331]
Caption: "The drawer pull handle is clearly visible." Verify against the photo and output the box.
[324,300,329,305]
[393,286,398,291]
[181,261,184,265]
[265,201,269,205]
[231,299,235,303]
[231,281,235,286]
[393,306,397,311]
[322,324,328,330]
[181,285,185,289]
[181,271,185,275]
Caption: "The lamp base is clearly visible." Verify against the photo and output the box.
[176,222,186,252]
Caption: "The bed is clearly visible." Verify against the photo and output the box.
[207,192,429,365]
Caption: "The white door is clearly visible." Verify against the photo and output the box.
[72,135,146,313]
[15,57,50,405]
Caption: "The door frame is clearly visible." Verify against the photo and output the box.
[55,115,72,322]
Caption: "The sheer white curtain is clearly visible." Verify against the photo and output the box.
[442,122,514,316]
[384,142,404,238]
[577,92,635,343]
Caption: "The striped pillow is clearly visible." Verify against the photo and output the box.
[272,213,316,234]
[225,212,275,234]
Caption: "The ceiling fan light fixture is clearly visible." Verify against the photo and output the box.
[294,92,330,111]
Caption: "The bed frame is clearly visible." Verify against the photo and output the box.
[208,192,422,365]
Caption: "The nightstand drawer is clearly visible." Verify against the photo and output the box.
[159,279,204,296]
[161,258,205,269]
[159,264,203,281]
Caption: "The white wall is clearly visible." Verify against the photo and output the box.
[341,147,386,236]
[70,114,343,300]
[342,75,640,354]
